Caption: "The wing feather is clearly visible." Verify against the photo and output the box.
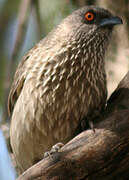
[8,55,29,116]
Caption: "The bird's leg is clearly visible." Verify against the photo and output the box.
[80,117,95,132]
[81,110,102,133]
[88,109,103,132]
[88,118,95,132]
[44,142,64,158]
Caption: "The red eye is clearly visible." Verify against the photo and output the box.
[85,12,94,21]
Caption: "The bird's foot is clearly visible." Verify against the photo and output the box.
[81,110,102,133]
[87,110,103,132]
[44,142,64,158]
[80,116,95,132]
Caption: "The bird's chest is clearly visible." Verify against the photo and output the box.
[63,67,106,114]
[45,64,107,140]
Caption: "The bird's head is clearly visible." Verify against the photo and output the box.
[59,6,123,47]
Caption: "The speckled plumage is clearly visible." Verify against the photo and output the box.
[8,6,122,172]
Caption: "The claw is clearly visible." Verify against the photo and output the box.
[44,142,64,158]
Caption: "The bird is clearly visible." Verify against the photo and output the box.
[8,5,123,173]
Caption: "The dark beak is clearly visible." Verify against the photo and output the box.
[99,16,123,27]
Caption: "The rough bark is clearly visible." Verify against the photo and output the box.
[17,71,129,180]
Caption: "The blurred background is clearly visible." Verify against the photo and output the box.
[0,0,129,179]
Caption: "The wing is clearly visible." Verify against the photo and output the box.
[8,42,41,116]
[8,29,65,116]
[8,54,29,116]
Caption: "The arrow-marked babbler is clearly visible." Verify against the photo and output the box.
[8,6,123,172]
